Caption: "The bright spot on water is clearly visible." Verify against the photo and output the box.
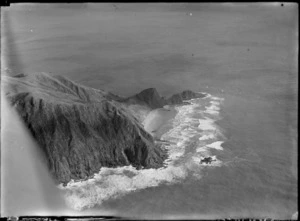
[30,29,33,32]
[189,13,192,16]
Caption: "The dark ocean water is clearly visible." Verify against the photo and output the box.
[1,3,298,219]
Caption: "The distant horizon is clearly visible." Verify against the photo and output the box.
[2,3,297,97]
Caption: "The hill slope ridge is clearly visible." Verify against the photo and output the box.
[3,73,167,184]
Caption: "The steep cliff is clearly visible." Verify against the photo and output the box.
[3,73,167,184]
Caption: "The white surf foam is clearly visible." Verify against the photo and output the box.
[203,100,221,115]
[59,165,188,211]
[199,92,211,99]
[59,92,226,211]
[198,118,217,131]
[211,96,224,101]
[206,141,224,150]
[204,109,219,115]
[196,146,209,153]
[206,104,220,111]
[210,101,220,105]
[199,133,216,141]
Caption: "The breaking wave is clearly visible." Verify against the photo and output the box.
[58,92,226,211]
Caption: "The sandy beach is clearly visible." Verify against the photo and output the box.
[143,106,177,139]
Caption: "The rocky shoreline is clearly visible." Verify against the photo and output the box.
[3,72,205,184]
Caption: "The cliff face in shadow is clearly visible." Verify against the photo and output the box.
[3,73,167,184]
